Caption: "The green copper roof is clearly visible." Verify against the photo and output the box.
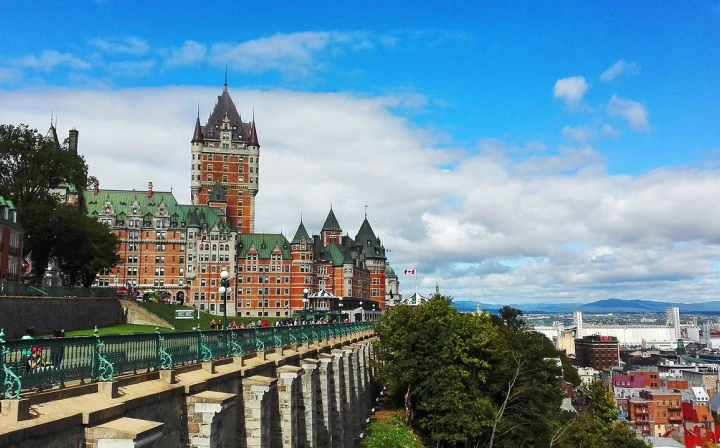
[237,233,291,259]
[385,264,397,277]
[83,189,231,232]
[291,221,311,244]
[325,243,346,267]
[321,208,342,232]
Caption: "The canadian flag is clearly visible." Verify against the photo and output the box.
[386,249,392,252]
[404,269,416,275]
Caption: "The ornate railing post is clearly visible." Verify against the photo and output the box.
[229,330,244,357]
[0,329,21,399]
[92,327,114,382]
[273,328,282,349]
[255,328,265,352]
[197,328,212,362]
[156,327,172,370]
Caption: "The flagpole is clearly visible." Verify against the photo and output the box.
[414,270,418,295]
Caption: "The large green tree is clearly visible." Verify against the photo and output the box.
[0,124,119,285]
[373,300,646,447]
[51,204,121,287]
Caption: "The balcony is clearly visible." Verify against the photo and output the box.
[635,407,650,414]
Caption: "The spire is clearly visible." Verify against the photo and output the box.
[435,280,440,296]
[322,207,342,232]
[191,106,204,143]
[223,65,228,92]
[365,203,368,219]
[249,115,260,147]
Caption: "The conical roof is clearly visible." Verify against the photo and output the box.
[291,220,310,244]
[322,208,342,232]
[354,218,378,247]
[191,115,203,143]
[204,86,252,141]
[208,181,227,203]
[248,120,260,147]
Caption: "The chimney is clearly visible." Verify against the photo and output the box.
[148,182,153,198]
[68,128,79,154]
[93,180,99,196]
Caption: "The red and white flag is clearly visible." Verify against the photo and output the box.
[386,249,392,252]
[404,269,416,275]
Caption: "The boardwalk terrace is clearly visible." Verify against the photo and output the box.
[0,324,375,448]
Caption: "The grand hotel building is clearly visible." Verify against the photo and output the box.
[88,82,396,317]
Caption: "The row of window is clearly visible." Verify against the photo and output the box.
[198,164,257,174]
[193,175,256,183]
[127,243,183,253]
[192,154,257,163]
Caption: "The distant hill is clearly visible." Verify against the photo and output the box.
[450,298,720,314]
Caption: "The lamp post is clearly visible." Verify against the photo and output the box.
[372,303,376,321]
[359,301,363,322]
[218,267,230,329]
[302,288,309,313]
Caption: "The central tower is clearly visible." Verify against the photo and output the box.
[191,81,260,233]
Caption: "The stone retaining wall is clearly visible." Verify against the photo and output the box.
[0,296,123,338]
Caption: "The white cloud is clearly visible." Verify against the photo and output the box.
[553,76,588,105]
[11,50,90,72]
[0,86,715,304]
[160,41,207,68]
[562,123,621,144]
[600,60,640,82]
[89,37,150,56]
[208,31,373,75]
[106,60,155,77]
[0,67,21,84]
[562,125,593,144]
[607,94,649,131]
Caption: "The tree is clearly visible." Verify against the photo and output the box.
[0,124,87,214]
[50,204,121,287]
[563,382,650,448]
[374,300,572,447]
[0,124,118,285]
[374,297,498,446]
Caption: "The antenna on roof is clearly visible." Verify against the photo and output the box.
[197,103,200,118]
[170,184,173,193]
[365,203,368,219]
[50,109,53,127]
[223,66,228,91]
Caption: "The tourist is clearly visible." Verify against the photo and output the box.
[51,329,65,369]
[210,319,216,330]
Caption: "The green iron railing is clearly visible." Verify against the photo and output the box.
[0,322,372,399]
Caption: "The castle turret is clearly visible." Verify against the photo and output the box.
[190,110,204,205]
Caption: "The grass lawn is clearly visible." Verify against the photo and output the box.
[137,301,284,331]
[62,324,174,337]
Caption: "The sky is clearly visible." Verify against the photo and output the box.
[1,0,720,305]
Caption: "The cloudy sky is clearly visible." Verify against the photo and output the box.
[1,1,720,305]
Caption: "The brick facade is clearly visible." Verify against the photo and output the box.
[574,335,619,371]
[0,196,23,283]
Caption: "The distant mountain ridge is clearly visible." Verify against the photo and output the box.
[450,298,720,314]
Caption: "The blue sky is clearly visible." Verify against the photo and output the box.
[2,1,720,304]
[3,0,719,173]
